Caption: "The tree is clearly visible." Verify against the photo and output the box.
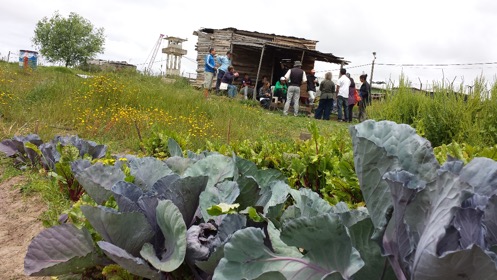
[33,11,105,67]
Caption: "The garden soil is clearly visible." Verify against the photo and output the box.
[0,173,49,280]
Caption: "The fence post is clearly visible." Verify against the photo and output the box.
[369,52,376,105]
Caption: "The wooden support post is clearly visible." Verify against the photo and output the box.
[253,44,266,100]
[270,60,275,84]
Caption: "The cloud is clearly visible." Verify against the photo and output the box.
[1,0,495,87]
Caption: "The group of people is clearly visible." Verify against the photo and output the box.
[236,61,318,112]
[203,48,239,98]
[279,60,370,121]
[316,69,370,122]
[203,48,370,121]
[203,47,283,109]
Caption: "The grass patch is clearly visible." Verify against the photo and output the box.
[19,172,71,227]
[0,159,71,227]
[0,159,23,182]
[28,176,72,227]
[367,75,497,147]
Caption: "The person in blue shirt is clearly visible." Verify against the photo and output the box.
[204,47,217,98]
[215,51,232,94]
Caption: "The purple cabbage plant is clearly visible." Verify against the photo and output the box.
[1,134,108,201]
[350,120,497,280]
[0,134,43,168]
[0,134,107,170]
[25,138,393,280]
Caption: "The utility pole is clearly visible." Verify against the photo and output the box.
[369,52,376,105]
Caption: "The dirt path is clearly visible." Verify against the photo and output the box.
[0,173,48,279]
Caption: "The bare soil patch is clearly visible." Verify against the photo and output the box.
[0,173,48,279]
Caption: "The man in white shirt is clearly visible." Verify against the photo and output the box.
[336,68,350,121]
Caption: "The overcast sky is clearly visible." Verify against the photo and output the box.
[2,0,496,90]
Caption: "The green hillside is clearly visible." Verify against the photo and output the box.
[0,61,350,153]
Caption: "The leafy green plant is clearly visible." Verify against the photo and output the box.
[141,131,187,159]
[434,141,497,164]
[350,120,497,279]
[201,123,363,207]
[48,144,88,201]
[101,264,137,280]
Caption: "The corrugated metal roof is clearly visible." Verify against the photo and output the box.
[231,40,349,65]
[198,27,348,65]
[199,27,317,43]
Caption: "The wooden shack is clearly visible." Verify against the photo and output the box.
[193,27,348,96]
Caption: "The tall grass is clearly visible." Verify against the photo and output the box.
[0,61,344,152]
[367,75,497,147]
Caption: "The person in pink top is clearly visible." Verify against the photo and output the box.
[347,77,356,123]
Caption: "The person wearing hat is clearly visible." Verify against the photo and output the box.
[204,47,217,98]
[215,51,232,94]
[283,60,307,116]
[306,69,319,105]
[274,76,288,103]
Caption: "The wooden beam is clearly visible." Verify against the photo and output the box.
[253,44,266,100]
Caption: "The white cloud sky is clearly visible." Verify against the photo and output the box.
[2,0,496,89]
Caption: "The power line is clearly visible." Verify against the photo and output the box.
[134,56,197,68]
[376,61,497,67]
[316,63,372,73]
[316,61,497,74]
[183,56,197,63]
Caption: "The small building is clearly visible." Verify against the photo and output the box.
[87,59,137,72]
[193,27,348,91]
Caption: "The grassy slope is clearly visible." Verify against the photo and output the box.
[0,61,348,153]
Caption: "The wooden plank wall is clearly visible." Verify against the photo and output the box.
[273,36,317,50]
[232,45,272,88]
[194,30,214,88]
